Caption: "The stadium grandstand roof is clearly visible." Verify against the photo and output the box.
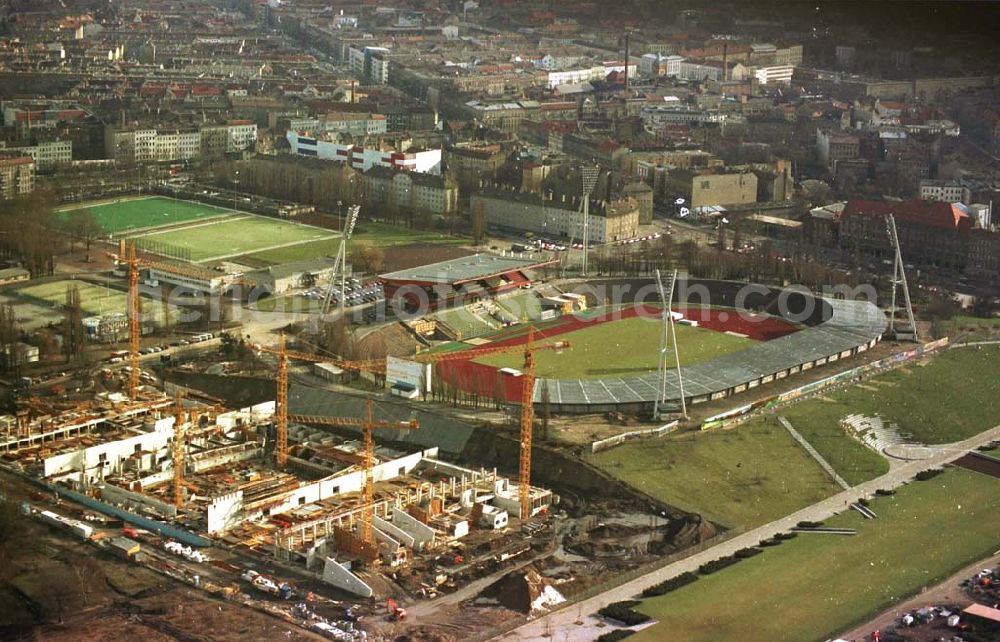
[379,253,556,286]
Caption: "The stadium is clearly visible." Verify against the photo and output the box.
[427,278,888,414]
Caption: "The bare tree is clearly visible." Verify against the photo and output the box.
[62,284,86,363]
[471,199,487,246]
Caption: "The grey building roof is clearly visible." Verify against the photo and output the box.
[380,253,554,285]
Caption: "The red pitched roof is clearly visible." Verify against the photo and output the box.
[843,199,972,233]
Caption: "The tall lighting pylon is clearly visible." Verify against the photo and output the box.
[886,214,918,341]
[654,269,686,420]
[580,166,600,277]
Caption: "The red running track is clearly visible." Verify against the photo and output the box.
[433,306,799,403]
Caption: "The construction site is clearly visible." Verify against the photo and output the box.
[0,228,905,640]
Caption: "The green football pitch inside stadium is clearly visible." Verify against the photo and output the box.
[474,316,754,378]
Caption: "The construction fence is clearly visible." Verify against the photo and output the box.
[590,420,680,453]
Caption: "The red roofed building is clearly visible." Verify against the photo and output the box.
[840,199,972,271]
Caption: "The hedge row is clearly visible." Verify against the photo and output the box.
[597,630,636,642]
[641,572,698,598]
[699,556,742,575]
[599,602,651,626]
[915,468,944,481]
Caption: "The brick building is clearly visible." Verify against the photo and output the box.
[839,199,972,271]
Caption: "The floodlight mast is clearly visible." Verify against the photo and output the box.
[580,166,599,277]
[653,269,687,420]
[321,204,361,315]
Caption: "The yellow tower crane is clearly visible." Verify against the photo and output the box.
[414,327,568,520]
[173,394,186,508]
[251,335,386,469]
[106,240,254,399]
[288,401,417,544]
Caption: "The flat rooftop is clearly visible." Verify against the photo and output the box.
[379,253,556,286]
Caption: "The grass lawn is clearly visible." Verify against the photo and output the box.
[587,421,840,529]
[18,279,178,325]
[631,468,1000,642]
[249,294,326,313]
[134,216,337,262]
[352,221,467,247]
[235,222,463,265]
[61,197,230,234]
[775,345,1000,446]
[474,316,754,378]
[777,409,890,486]
[240,238,345,265]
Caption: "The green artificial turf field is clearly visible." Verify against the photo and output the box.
[132,215,337,262]
[61,197,231,234]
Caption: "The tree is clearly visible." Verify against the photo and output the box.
[540,380,551,442]
[349,242,385,275]
[62,284,86,363]
[471,199,487,246]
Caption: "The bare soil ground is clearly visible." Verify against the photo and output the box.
[0,511,329,642]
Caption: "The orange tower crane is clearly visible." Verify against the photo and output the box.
[288,400,417,544]
[415,327,568,520]
[107,240,251,399]
[252,335,386,469]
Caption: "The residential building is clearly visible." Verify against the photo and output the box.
[471,187,640,243]
[0,139,72,170]
[362,166,458,215]
[288,113,388,138]
[966,229,1000,285]
[0,156,35,197]
[816,129,860,168]
[446,144,506,190]
[105,122,256,163]
[919,179,971,205]
[348,46,391,84]
[839,199,972,271]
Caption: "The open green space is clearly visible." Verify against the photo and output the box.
[473,316,754,378]
[134,216,337,262]
[237,221,465,266]
[631,468,1000,642]
[777,345,1000,446]
[61,197,231,234]
[776,410,889,486]
[588,421,840,529]
[18,279,178,324]
[352,221,467,247]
